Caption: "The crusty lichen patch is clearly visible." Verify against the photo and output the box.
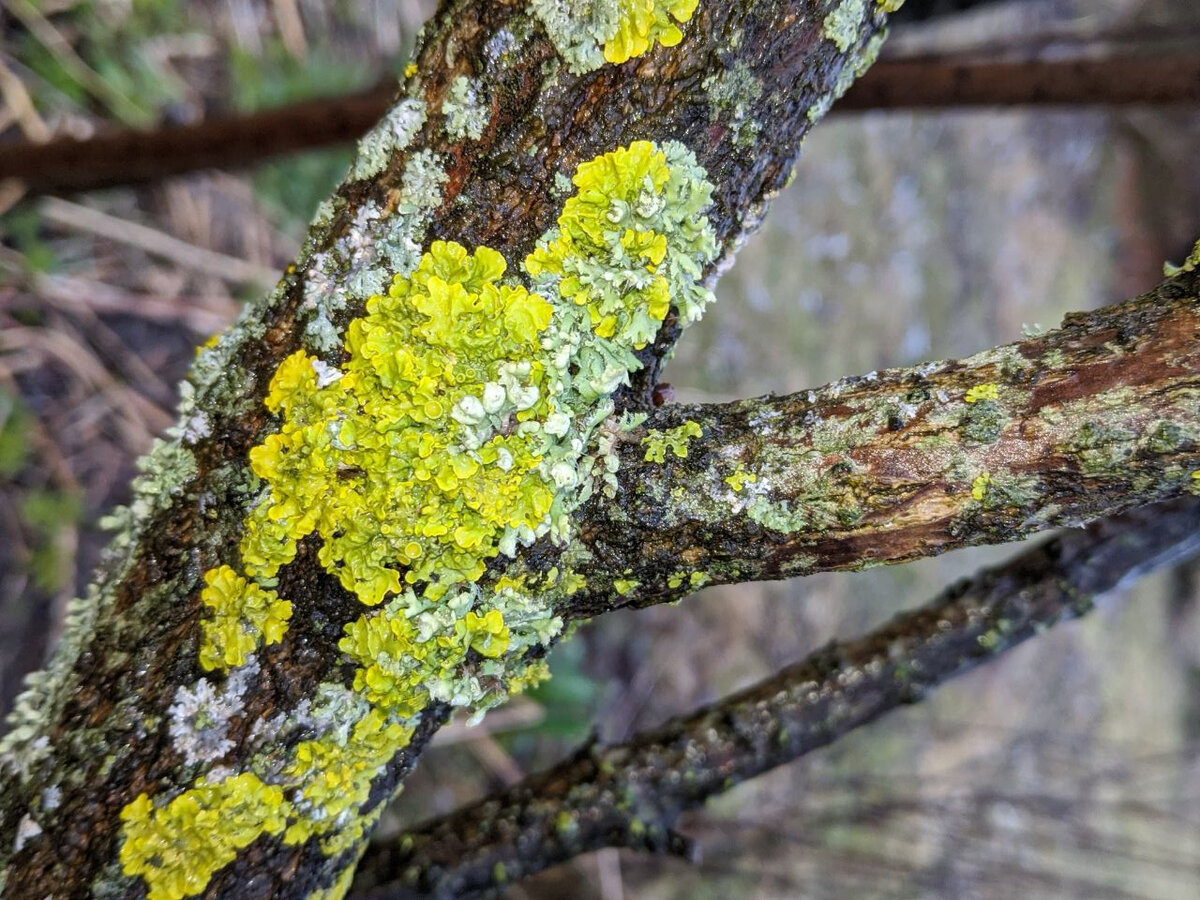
[117,138,718,899]
[531,0,700,73]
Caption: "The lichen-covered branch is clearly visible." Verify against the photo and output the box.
[349,498,1200,899]
[0,1,899,897]
[559,265,1200,619]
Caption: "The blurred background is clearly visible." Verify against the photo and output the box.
[2,0,1200,897]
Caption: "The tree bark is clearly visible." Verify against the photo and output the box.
[557,268,1200,619]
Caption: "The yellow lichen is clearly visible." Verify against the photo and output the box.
[1164,238,1200,277]
[642,421,703,462]
[119,774,288,900]
[283,708,413,851]
[198,565,292,672]
[964,383,1000,404]
[306,865,357,900]
[242,242,557,603]
[724,468,757,492]
[604,0,699,64]
[971,472,992,501]
[123,140,718,898]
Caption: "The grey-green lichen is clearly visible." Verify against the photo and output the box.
[808,24,886,123]
[823,0,869,53]
[302,146,448,354]
[702,62,763,147]
[350,98,427,181]
[442,76,490,141]
[530,0,699,74]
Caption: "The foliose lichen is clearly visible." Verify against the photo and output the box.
[350,98,427,181]
[530,0,699,73]
[1164,238,1200,276]
[442,75,490,141]
[117,138,718,899]
[641,421,702,462]
[823,0,869,53]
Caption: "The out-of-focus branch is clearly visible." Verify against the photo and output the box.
[3,53,1197,196]
[349,498,1200,899]
[836,54,1200,110]
[560,266,1200,619]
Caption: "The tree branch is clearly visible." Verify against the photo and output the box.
[349,497,1200,899]
[562,267,1200,619]
[4,52,1197,196]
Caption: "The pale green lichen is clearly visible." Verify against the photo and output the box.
[350,98,427,181]
[702,62,762,146]
[823,0,868,53]
[808,25,887,123]
[442,76,490,141]
[530,0,699,73]
[876,0,905,11]
[1163,237,1200,277]
[118,139,718,897]
[642,421,702,462]
[1190,471,1200,496]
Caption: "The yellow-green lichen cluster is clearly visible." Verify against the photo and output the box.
[964,383,1000,404]
[531,0,699,73]
[119,774,287,900]
[120,139,718,900]
[1164,237,1200,277]
[724,467,757,492]
[641,421,702,462]
[198,566,292,671]
[242,242,558,603]
[526,139,716,375]
[605,0,699,64]
[971,472,992,501]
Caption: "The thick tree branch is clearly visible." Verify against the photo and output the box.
[562,267,1200,618]
[350,498,1200,899]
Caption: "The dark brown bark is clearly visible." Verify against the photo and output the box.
[350,498,1200,899]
